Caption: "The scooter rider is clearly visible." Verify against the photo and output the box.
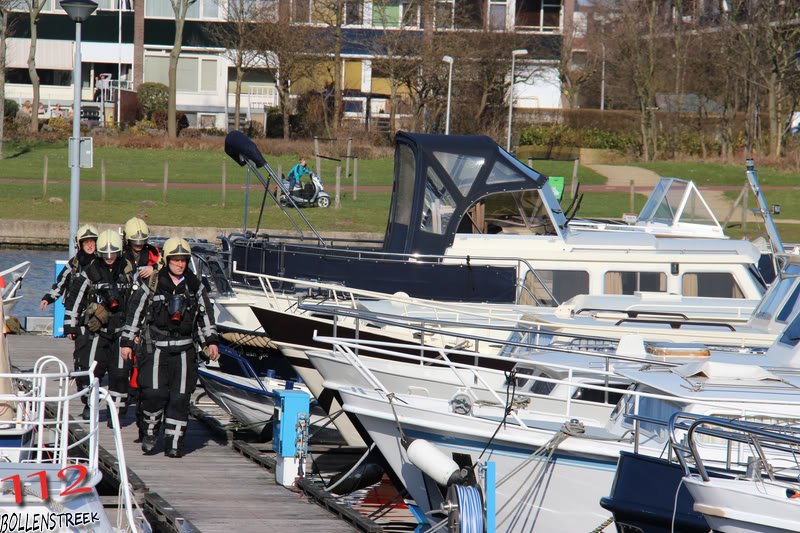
[39,224,98,309]
[120,237,219,458]
[287,158,310,191]
[64,230,135,419]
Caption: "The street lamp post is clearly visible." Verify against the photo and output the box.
[61,0,98,256]
[506,49,527,152]
[442,55,454,135]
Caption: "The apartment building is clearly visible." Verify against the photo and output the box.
[5,0,572,129]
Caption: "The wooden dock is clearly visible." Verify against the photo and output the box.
[7,334,356,533]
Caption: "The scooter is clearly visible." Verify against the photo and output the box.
[279,172,331,208]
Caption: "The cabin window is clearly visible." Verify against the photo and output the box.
[521,269,589,306]
[753,267,800,322]
[393,144,416,228]
[622,390,682,440]
[604,271,667,295]
[420,166,457,234]
[681,272,743,299]
[779,311,800,347]
[777,283,800,323]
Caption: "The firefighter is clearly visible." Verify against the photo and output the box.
[122,217,160,280]
[120,237,219,458]
[39,225,98,309]
[64,229,135,420]
[122,217,161,441]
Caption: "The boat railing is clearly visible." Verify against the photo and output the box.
[311,333,797,442]
[234,266,560,329]
[666,412,800,482]
[4,357,145,532]
[231,243,558,306]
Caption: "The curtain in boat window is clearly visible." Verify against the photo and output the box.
[604,272,622,295]
[682,272,743,298]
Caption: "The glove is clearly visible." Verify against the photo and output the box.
[86,316,103,333]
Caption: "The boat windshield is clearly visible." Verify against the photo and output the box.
[752,265,800,323]
[638,178,719,227]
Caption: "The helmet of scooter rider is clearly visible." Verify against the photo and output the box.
[97,229,123,259]
[124,217,149,245]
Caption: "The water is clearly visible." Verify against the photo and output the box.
[0,247,68,322]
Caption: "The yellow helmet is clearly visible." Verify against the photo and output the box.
[124,217,149,244]
[97,230,123,258]
[76,224,99,244]
[161,237,192,263]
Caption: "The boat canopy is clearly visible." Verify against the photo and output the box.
[636,178,724,238]
[383,132,560,255]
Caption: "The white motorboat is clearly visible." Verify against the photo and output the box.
[307,308,800,531]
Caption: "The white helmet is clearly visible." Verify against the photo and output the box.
[76,224,99,244]
[97,230,123,259]
[124,217,149,244]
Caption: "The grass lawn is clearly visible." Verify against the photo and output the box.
[632,161,800,187]
[0,142,396,187]
[527,159,607,185]
[562,192,649,219]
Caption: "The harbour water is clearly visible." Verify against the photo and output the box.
[0,247,67,323]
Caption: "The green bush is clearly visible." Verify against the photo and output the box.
[136,82,168,119]
[519,125,638,152]
[130,119,158,136]
[4,99,18,118]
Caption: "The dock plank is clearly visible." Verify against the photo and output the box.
[7,334,355,533]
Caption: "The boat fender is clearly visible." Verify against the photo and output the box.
[406,439,464,486]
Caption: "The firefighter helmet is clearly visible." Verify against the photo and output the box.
[161,237,192,262]
[124,217,149,244]
[97,230,123,259]
[76,224,99,244]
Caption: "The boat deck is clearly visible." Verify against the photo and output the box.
[7,334,355,533]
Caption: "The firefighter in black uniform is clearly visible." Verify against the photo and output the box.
[64,229,135,419]
[122,217,161,442]
[39,224,98,310]
[120,237,219,458]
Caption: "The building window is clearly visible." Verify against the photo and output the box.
[199,114,216,128]
[401,0,420,27]
[515,0,561,31]
[6,68,72,86]
[145,0,219,19]
[144,55,218,93]
[604,271,667,295]
[454,0,482,28]
[435,0,454,28]
[293,0,311,22]
[345,0,363,24]
[489,2,506,30]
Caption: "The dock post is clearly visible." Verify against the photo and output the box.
[527,157,533,168]
[314,136,321,176]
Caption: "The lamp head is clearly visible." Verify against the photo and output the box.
[61,0,99,22]
[512,49,528,57]
[442,55,454,65]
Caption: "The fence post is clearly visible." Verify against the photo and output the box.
[629,179,635,212]
[42,155,48,198]
[221,160,227,208]
[314,136,321,177]
[335,166,341,209]
[527,157,533,168]
[345,137,352,178]
[162,160,169,203]
[100,159,106,202]
[353,157,358,201]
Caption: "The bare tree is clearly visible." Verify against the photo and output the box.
[723,0,800,157]
[167,0,197,138]
[251,0,310,139]
[0,0,18,158]
[310,0,350,130]
[207,0,262,131]
[369,2,423,136]
[559,13,595,108]
[602,0,663,160]
[25,0,45,133]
